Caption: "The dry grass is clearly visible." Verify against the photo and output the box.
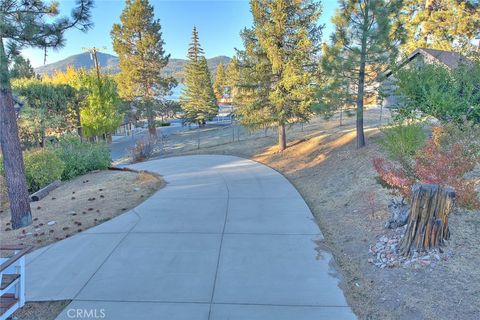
[0,170,164,250]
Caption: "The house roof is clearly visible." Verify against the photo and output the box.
[414,48,471,69]
[384,48,472,78]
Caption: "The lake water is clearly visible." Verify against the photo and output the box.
[166,84,185,101]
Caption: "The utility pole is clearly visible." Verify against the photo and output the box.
[82,46,106,81]
[82,46,107,141]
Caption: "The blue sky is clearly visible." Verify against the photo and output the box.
[23,0,339,68]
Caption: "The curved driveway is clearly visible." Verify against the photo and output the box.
[26,155,355,320]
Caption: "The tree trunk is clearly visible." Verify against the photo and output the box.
[148,114,157,137]
[399,184,455,256]
[0,39,32,229]
[355,5,368,148]
[278,123,286,151]
[75,103,83,140]
[339,104,343,126]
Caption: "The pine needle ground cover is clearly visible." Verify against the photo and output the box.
[0,170,164,250]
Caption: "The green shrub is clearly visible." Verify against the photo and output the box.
[155,120,171,127]
[23,149,64,192]
[51,137,111,180]
[379,124,426,161]
[392,63,480,124]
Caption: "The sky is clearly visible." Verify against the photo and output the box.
[23,0,339,68]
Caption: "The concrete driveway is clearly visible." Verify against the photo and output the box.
[26,155,356,320]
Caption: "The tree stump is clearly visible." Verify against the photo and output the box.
[398,184,455,256]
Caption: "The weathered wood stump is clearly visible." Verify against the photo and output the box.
[398,184,455,256]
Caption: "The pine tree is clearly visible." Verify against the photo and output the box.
[224,58,239,98]
[188,26,204,60]
[0,0,93,229]
[235,0,322,151]
[12,78,71,147]
[111,0,176,136]
[329,0,404,148]
[234,28,275,131]
[400,0,480,55]
[180,27,218,126]
[213,63,226,101]
[313,43,354,125]
[9,55,35,79]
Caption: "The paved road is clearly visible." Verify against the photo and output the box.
[109,123,186,161]
[26,155,355,320]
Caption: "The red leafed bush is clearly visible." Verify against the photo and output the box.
[374,139,480,209]
[373,158,413,197]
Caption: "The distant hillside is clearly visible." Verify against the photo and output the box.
[35,52,120,75]
[34,52,231,82]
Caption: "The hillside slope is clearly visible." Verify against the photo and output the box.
[35,52,231,82]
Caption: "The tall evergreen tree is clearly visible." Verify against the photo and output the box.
[224,58,239,98]
[9,55,35,79]
[234,28,275,131]
[180,27,218,126]
[12,78,70,147]
[328,0,404,148]
[111,0,176,136]
[313,43,354,124]
[400,0,480,55]
[235,0,322,151]
[0,0,93,229]
[213,62,226,101]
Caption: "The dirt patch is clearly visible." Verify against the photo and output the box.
[13,301,70,320]
[0,170,164,250]
[170,108,480,320]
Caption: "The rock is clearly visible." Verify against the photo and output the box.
[379,236,388,243]
[386,198,410,228]
[420,260,431,267]
[68,211,76,215]
[133,187,140,192]
[47,221,56,226]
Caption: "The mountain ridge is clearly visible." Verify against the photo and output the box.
[34,52,231,82]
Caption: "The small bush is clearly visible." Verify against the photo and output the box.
[155,121,171,127]
[24,149,64,192]
[130,136,159,162]
[0,175,7,207]
[51,137,111,180]
[374,132,480,209]
[437,122,480,159]
[379,124,426,161]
